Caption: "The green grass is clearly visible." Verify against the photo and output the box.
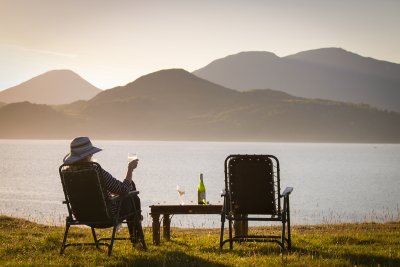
[0,215,399,266]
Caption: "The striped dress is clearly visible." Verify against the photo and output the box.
[94,165,135,216]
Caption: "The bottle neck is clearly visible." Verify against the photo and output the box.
[199,174,204,187]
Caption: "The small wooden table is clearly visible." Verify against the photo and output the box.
[150,204,223,245]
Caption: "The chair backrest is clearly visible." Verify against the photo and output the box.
[59,162,112,223]
[224,155,280,215]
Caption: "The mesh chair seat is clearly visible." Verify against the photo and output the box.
[59,162,146,256]
[220,155,293,251]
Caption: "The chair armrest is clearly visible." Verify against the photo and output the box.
[127,190,139,197]
[221,189,226,197]
[281,187,293,197]
[110,190,139,202]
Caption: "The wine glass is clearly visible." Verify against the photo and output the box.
[176,185,185,205]
[128,153,138,162]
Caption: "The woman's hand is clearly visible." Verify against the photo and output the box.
[128,159,139,173]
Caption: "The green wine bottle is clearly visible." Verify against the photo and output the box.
[198,173,206,205]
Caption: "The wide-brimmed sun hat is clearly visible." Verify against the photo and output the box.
[63,136,102,164]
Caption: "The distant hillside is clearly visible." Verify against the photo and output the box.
[80,69,240,139]
[1,69,398,142]
[0,70,101,105]
[90,68,238,114]
[0,102,80,138]
[193,48,400,112]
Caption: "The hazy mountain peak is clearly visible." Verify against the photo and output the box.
[232,51,279,59]
[128,68,195,86]
[0,69,101,105]
[131,68,235,92]
[35,69,82,79]
[203,51,280,68]
[287,47,350,58]
[92,68,236,104]
[285,47,366,66]
[11,69,89,88]
[193,48,400,112]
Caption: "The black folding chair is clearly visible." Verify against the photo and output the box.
[220,155,293,251]
[59,162,146,256]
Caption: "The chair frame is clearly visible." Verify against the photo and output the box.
[220,154,293,252]
[59,162,146,256]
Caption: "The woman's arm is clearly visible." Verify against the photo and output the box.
[125,159,138,181]
[101,159,139,195]
[125,159,139,190]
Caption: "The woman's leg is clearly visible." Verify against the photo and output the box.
[119,195,142,240]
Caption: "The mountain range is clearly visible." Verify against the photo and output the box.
[193,48,400,112]
[0,70,101,105]
[1,68,399,142]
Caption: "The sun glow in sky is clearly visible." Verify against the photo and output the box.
[1,0,399,90]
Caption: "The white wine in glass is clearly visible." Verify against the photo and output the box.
[176,185,185,205]
[128,153,138,162]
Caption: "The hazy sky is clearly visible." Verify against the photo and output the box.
[1,0,399,90]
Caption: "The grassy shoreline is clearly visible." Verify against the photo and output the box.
[0,215,399,266]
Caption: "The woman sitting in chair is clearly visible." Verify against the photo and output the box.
[63,136,142,236]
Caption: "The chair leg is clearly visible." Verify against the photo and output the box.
[91,227,99,249]
[228,218,233,250]
[286,198,292,251]
[219,214,225,251]
[108,223,118,256]
[281,219,286,252]
[281,197,288,252]
[60,223,70,255]
[135,219,147,251]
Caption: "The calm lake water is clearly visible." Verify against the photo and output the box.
[0,140,399,228]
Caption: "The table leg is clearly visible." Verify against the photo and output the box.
[234,220,241,237]
[151,213,160,245]
[243,216,248,236]
[234,214,248,236]
[163,214,171,241]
